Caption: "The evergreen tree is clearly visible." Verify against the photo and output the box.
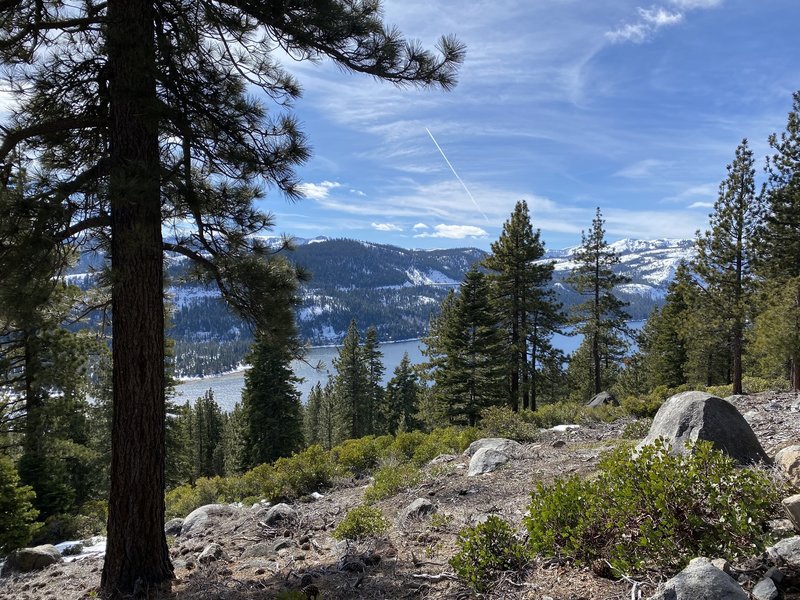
[424,269,506,426]
[362,326,385,435]
[693,140,758,394]
[240,335,304,469]
[0,1,463,592]
[318,380,337,451]
[751,278,800,383]
[753,93,800,390]
[304,383,323,448]
[483,200,563,411]
[191,391,225,479]
[383,353,420,434]
[566,208,631,396]
[332,320,369,442]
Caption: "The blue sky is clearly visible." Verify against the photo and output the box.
[262,0,800,251]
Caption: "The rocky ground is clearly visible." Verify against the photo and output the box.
[3,390,800,600]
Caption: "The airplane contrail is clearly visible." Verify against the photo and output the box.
[425,127,489,223]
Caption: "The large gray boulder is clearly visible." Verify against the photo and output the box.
[647,557,748,600]
[468,448,509,476]
[1,545,62,576]
[261,503,296,526]
[464,438,522,458]
[586,391,618,408]
[181,504,236,537]
[638,391,769,465]
[400,498,436,521]
[769,535,800,567]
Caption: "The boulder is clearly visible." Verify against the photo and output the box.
[197,543,225,564]
[770,536,800,567]
[181,504,236,537]
[647,557,747,600]
[400,498,436,521]
[775,445,800,486]
[164,518,184,536]
[261,503,296,526]
[752,578,779,600]
[638,391,769,465]
[1,545,62,575]
[463,438,522,458]
[782,494,800,530]
[468,448,509,476]
[586,391,618,408]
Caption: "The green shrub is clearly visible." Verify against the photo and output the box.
[333,436,391,476]
[274,444,337,498]
[521,403,582,429]
[449,516,527,593]
[479,405,540,442]
[704,384,733,398]
[621,418,652,439]
[363,462,422,503]
[333,504,389,540]
[524,439,782,575]
[165,483,202,519]
[0,457,41,554]
[742,376,789,393]
[385,431,428,462]
[411,426,480,465]
[237,462,283,501]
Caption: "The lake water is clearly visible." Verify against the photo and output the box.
[174,322,643,412]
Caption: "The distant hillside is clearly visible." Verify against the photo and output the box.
[67,237,695,376]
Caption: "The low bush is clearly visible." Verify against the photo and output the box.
[742,376,790,393]
[410,426,480,465]
[620,418,652,439]
[384,431,428,462]
[524,439,782,575]
[363,462,422,503]
[333,436,392,476]
[274,444,337,498]
[449,515,527,593]
[332,504,389,540]
[479,405,540,442]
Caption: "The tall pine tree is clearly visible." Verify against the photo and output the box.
[332,320,369,442]
[383,353,420,434]
[362,326,385,435]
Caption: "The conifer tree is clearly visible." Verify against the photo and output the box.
[0,2,462,591]
[190,391,225,479]
[332,320,369,442]
[566,208,631,396]
[424,269,506,426]
[304,383,323,447]
[362,326,385,435]
[753,92,800,390]
[318,380,337,450]
[483,200,563,411]
[240,335,304,469]
[693,140,758,394]
[383,353,420,434]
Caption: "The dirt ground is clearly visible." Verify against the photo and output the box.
[2,391,800,600]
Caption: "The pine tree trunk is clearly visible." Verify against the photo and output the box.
[101,0,173,595]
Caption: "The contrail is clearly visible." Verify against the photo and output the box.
[425,127,489,223]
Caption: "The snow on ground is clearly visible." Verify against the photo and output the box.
[617,283,666,299]
[404,268,459,286]
[168,286,220,308]
[54,537,107,563]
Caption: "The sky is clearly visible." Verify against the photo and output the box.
[263,0,800,251]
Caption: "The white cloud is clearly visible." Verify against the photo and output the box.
[350,189,366,197]
[371,222,403,232]
[414,224,488,239]
[669,0,722,8]
[298,180,342,201]
[412,223,429,230]
[614,159,671,179]
[688,201,714,209]
[606,7,683,44]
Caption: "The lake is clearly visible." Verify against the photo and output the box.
[174,322,643,412]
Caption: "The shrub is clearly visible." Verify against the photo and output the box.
[521,403,582,429]
[363,462,422,503]
[524,439,782,575]
[237,463,282,501]
[274,444,337,498]
[411,426,480,465]
[620,418,652,439]
[333,504,389,540]
[165,483,202,519]
[479,405,540,442]
[0,457,41,554]
[449,516,527,593]
[385,431,428,462]
[742,376,789,393]
[333,436,391,476]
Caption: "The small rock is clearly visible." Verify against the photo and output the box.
[197,543,225,564]
[586,391,618,407]
[764,566,784,584]
[164,518,184,536]
[770,536,800,567]
[401,498,436,521]
[768,518,795,537]
[783,494,800,530]
[776,445,800,487]
[273,538,294,552]
[752,577,779,600]
[262,503,296,526]
[551,440,566,448]
[428,454,458,465]
[646,557,748,600]
[468,448,509,476]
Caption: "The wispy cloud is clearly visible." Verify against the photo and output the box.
[614,159,671,179]
[669,0,722,9]
[372,222,403,232]
[688,201,714,209]
[414,224,488,239]
[297,180,342,201]
[412,223,429,230]
[606,0,722,44]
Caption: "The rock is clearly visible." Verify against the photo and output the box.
[273,538,294,552]
[768,518,795,537]
[775,445,800,486]
[710,557,732,575]
[197,543,225,564]
[1,545,63,575]
[262,503,296,526]
[586,391,618,407]
[770,536,800,567]
[467,447,509,476]
[647,557,748,600]
[181,504,236,537]
[400,498,436,521]
[463,438,522,458]
[638,391,770,465]
[428,454,458,465]
[783,494,800,530]
[241,542,273,559]
[551,440,566,448]
[164,518,184,536]
[752,577,779,600]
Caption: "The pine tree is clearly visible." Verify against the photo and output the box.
[362,326,385,435]
[240,335,304,469]
[318,380,337,451]
[191,391,225,479]
[304,383,323,447]
[424,269,507,426]
[383,353,420,434]
[0,2,462,592]
[483,200,563,411]
[332,320,369,442]
[753,93,800,390]
[693,140,758,394]
[566,208,631,396]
